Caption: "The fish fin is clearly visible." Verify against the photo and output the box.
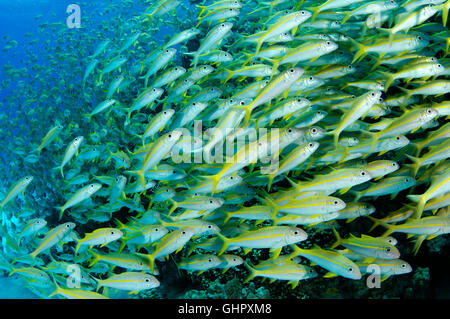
[366,216,395,237]
[214,230,231,256]
[348,37,367,64]
[270,247,282,259]
[330,226,341,249]
[243,262,259,283]
[339,187,352,195]
[323,272,338,278]
[406,194,425,219]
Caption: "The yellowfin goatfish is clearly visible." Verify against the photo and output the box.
[57,183,102,220]
[35,124,63,155]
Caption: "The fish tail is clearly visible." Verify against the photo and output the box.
[443,0,449,26]
[257,190,278,219]
[366,216,395,237]
[288,244,304,257]
[196,5,207,17]
[8,268,16,276]
[306,6,320,22]
[243,262,259,283]
[144,13,154,23]
[368,218,381,232]
[341,12,352,24]
[407,194,426,219]
[203,173,222,195]
[241,52,253,66]
[377,70,394,91]
[397,86,412,100]
[48,275,61,298]
[267,174,275,191]
[254,38,263,57]
[330,226,341,249]
[146,253,156,273]
[348,37,366,63]
[88,251,101,267]
[74,239,82,255]
[168,198,178,216]
[378,28,394,46]
[413,235,426,256]
[125,170,146,189]
[223,69,235,83]
[214,230,231,255]
[405,154,421,177]
[55,206,64,221]
[95,277,102,292]
[270,59,279,78]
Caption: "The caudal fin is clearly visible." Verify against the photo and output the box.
[407,194,426,219]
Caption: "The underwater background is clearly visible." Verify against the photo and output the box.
[0,0,449,299]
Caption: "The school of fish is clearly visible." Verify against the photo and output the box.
[0,0,449,298]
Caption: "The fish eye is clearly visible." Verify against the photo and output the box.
[152,88,156,92]
[294,231,299,235]
[145,278,150,282]
[221,23,225,27]
[288,128,292,133]
[401,264,407,268]
[351,95,356,98]
[203,66,208,70]
[334,200,338,205]
[240,101,245,105]
[229,99,234,103]
[163,111,167,115]
[209,200,213,204]
[300,11,305,14]
[208,259,212,262]
[386,248,391,252]
[396,136,400,140]
[326,41,331,45]
[348,65,352,69]
[309,76,313,80]
[289,68,295,73]
[405,178,410,182]
[309,143,313,147]
[229,8,233,11]
[230,176,233,179]
[348,267,353,272]
[361,171,366,176]
[417,36,422,40]
[66,224,70,228]
[165,49,169,53]
[182,231,186,235]
[427,109,433,114]
[155,228,159,231]
[371,92,375,97]
[111,231,115,235]
[168,134,172,138]
[297,98,302,102]
[392,163,397,166]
